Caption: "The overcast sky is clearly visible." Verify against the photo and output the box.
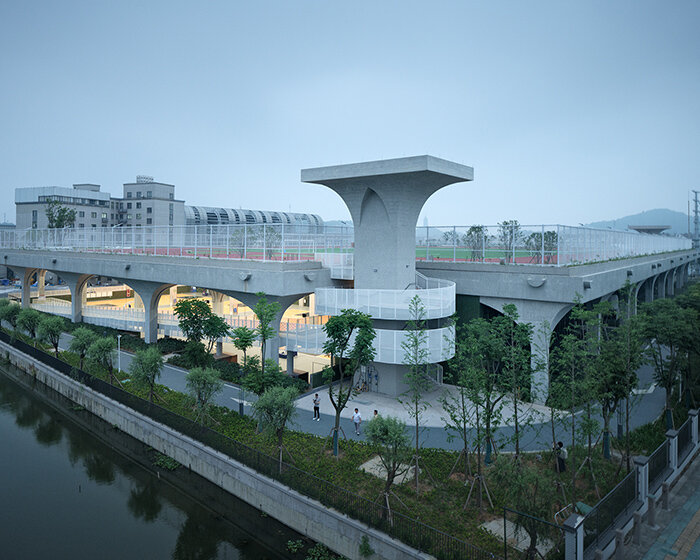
[1,1,699,228]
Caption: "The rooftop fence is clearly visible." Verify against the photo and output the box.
[1,223,691,272]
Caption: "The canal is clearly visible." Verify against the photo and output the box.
[0,361,307,560]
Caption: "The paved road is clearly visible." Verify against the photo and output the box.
[56,331,668,453]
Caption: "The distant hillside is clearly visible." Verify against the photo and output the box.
[586,209,690,235]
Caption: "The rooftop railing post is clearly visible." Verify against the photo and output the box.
[209,226,213,259]
[194,225,198,258]
[512,223,516,263]
[244,224,247,259]
[281,223,285,261]
[541,224,545,264]
[481,229,485,262]
[226,224,230,258]
[263,224,266,262]
[453,226,456,262]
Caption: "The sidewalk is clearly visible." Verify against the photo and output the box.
[625,450,700,559]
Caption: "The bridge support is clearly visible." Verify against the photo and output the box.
[60,272,92,323]
[211,291,226,355]
[481,297,573,404]
[122,280,174,344]
[14,267,37,309]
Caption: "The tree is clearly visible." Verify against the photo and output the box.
[37,315,65,356]
[677,283,700,408]
[400,295,434,494]
[46,200,77,228]
[492,457,560,560]
[0,301,21,330]
[252,292,281,380]
[86,337,117,384]
[174,298,212,344]
[240,357,290,395]
[364,415,412,519]
[129,346,164,403]
[252,386,298,470]
[322,309,376,456]
[498,303,534,458]
[186,367,223,424]
[69,326,98,370]
[463,225,486,261]
[498,220,522,263]
[231,325,256,368]
[638,298,695,429]
[202,313,229,355]
[440,363,475,480]
[16,308,42,342]
[524,230,558,264]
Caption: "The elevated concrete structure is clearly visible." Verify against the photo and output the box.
[303,156,473,395]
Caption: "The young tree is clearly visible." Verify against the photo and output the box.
[400,295,434,494]
[46,200,77,228]
[498,220,522,263]
[86,337,117,383]
[16,308,42,342]
[0,301,21,331]
[186,367,223,424]
[492,456,560,560]
[174,298,212,344]
[638,299,695,429]
[322,308,376,456]
[37,315,65,356]
[498,303,534,458]
[240,357,289,395]
[364,415,412,517]
[252,385,298,469]
[252,292,281,379]
[69,326,98,370]
[440,364,474,480]
[129,346,164,403]
[202,313,229,355]
[231,325,256,368]
[463,225,486,261]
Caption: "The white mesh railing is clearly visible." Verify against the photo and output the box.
[415,224,691,266]
[1,223,690,271]
[315,273,455,320]
[31,298,72,317]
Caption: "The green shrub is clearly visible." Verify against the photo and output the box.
[156,336,187,355]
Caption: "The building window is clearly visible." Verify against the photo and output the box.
[110,214,114,219]
[127,192,132,198]
[147,191,152,198]
[101,213,107,219]
[136,213,142,219]
[146,207,152,214]
[137,191,142,198]
[79,211,85,218]
[169,193,174,200]
[127,203,132,209]
[91,212,97,219]
[136,202,141,209]
[78,223,85,228]
[127,214,132,220]
[147,218,152,225]
[91,224,96,228]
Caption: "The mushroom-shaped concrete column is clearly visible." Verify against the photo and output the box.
[302,155,473,289]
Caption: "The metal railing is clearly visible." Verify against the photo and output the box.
[1,223,690,272]
[677,418,693,463]
[648,440,670,494]
[583,470,638,554]
[0,329,500,560]
[315,272,455,320]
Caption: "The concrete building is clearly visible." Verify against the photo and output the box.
[15,175,322,231]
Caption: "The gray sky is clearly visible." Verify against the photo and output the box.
[1,1,699,227]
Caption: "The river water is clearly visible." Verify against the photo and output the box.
[0,362,304,560]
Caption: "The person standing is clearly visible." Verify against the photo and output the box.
[352,408,362,435]
[312,393,321,421]
[555,441,567,473]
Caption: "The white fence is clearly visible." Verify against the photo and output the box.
[315,273,455,320]
[1,223,691,273]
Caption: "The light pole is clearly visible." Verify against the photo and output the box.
[117,334,122,373]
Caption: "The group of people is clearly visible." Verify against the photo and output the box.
[311,393,377,436]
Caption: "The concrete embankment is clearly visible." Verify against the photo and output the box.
[0,340,432,560]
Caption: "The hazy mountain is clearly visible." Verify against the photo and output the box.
[585,209,691,235]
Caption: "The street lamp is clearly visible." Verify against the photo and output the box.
[117,334,122,373]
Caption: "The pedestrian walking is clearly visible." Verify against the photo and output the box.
[312,393,321,421]
[352,408,362,435]
[373,409,378,418]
